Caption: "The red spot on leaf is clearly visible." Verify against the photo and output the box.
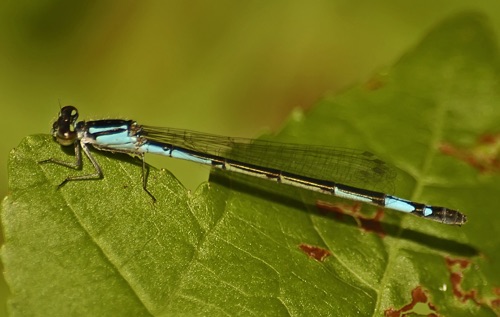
[445,256,500,312]
[316,201,386,237]
[445,257,481,305]
[492,288,500,308]
[384,286,438,317]
[440,132,500,174]
[445,257,469,269]
[298,243,331,262]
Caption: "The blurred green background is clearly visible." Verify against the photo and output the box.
[1,1,500,315]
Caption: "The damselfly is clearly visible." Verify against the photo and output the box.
[40,106,467,225]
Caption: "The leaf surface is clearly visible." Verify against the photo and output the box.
[2,12,499,316]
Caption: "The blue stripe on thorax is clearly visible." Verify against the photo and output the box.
[81,120,139,150]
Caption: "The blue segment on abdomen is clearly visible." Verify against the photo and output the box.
[170,148,212,164]
[139,143,168,155]
[138,143,213,165]
[385,196,416,213]
[335,188,373,203]
[423,207,433,217]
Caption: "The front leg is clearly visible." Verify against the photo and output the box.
[39,141,83,170]
[39,141,103,188]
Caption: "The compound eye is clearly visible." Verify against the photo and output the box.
[60,106,79,123]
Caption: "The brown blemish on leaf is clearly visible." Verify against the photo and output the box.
[316,201,385,237]
[445,257,500,313]
[298,243,331,262]
[445,257,480,304]
[384,286,438,317]
[440,132,500,173]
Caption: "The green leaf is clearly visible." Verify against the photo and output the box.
[2,12,500,316]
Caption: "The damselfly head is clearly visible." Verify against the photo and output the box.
[51,106,79,146]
